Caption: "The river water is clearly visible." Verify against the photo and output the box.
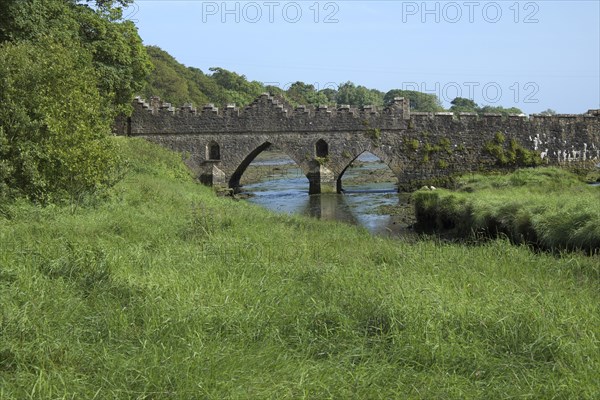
[239,150,417,238]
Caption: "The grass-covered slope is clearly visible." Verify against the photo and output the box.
[1,139,599,398]
[414,168,600,253]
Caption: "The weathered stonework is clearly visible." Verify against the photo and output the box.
[114,93,600,193]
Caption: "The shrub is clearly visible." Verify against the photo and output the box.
[0,40,122,203]
[484,132,541,168]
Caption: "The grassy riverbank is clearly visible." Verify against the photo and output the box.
[414,168,600,253]
[1,138,599,398]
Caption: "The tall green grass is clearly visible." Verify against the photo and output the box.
[1,139,599,398]
[414,168,600,253]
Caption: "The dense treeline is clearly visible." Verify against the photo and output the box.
[141,45,524,117]
[449,97,524,115]
[140,46,446,111]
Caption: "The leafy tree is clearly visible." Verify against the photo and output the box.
[449,97,479,113]
[285,82,328,106]
[187,67,227,105]
[539,109,557,116]
[264,85,286,98]
[0,0,151,116]
[384,90,443,112]
[479,105,524,115]
[209,67,264,105]
[142,46,200,106]
[449,98,523,115]
[142,47,270,108]
[0,0,150,202]
[141,46,242,107]
[319,88,338,104]
[78,11,151,114]
[0,40,121,202]
[336,82,384,107]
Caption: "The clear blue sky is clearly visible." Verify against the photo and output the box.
[129,0,599,114]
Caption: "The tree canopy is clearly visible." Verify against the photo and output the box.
[0,0,151,202]
[450,97,523,116]
[384,90,444,112]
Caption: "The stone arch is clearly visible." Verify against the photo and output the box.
[315,139,329,158]
[228,141,310,191]
[206,140,221,160]
[337,149,400,192]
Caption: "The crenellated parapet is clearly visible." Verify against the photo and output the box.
[121,93,412,135]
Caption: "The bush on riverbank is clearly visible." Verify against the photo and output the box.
[1,139,598,398]
[414,167,600,253]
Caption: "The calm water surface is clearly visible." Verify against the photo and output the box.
[241,151,416,238]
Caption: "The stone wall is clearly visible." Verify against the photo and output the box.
[114,93,600,193]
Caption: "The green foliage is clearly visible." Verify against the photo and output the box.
[0,0,77,43]
[450,98,523,116]
[365,128,381,142]
[141,47,268,108]
[384,89,444,112]
[336,81,384,107]
[209,67,264,105]
[0,126,13,200]
[422,139,450,156]
[508,139,543,167]
[115,137,191,182]
[285,81,329,106]
[0,0,151,116]
[314,156,330,166]
[0,0,150,202]
[142,46,218,106]
[141,57,399,109]
[406,139,420,151]
[484,132,542,167]
[438,137,453,154]
[479,105,524,115]
[450,97,479,113]
[319,87,338,103]
[484,135,508,164]
[0,39,122,202]
[78,12,151,114]
[565,161,600,183]
[0,139,599,398]
[423,142,435,153]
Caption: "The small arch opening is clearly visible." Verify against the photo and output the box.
[229,143,308,195]
[315,139,329,158]
[339,151,397,193]
[207,141,221,160]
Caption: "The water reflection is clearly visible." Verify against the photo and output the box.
[241,151,417,238]
[303,194,359,224]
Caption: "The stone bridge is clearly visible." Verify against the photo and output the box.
[114,93,600,193]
